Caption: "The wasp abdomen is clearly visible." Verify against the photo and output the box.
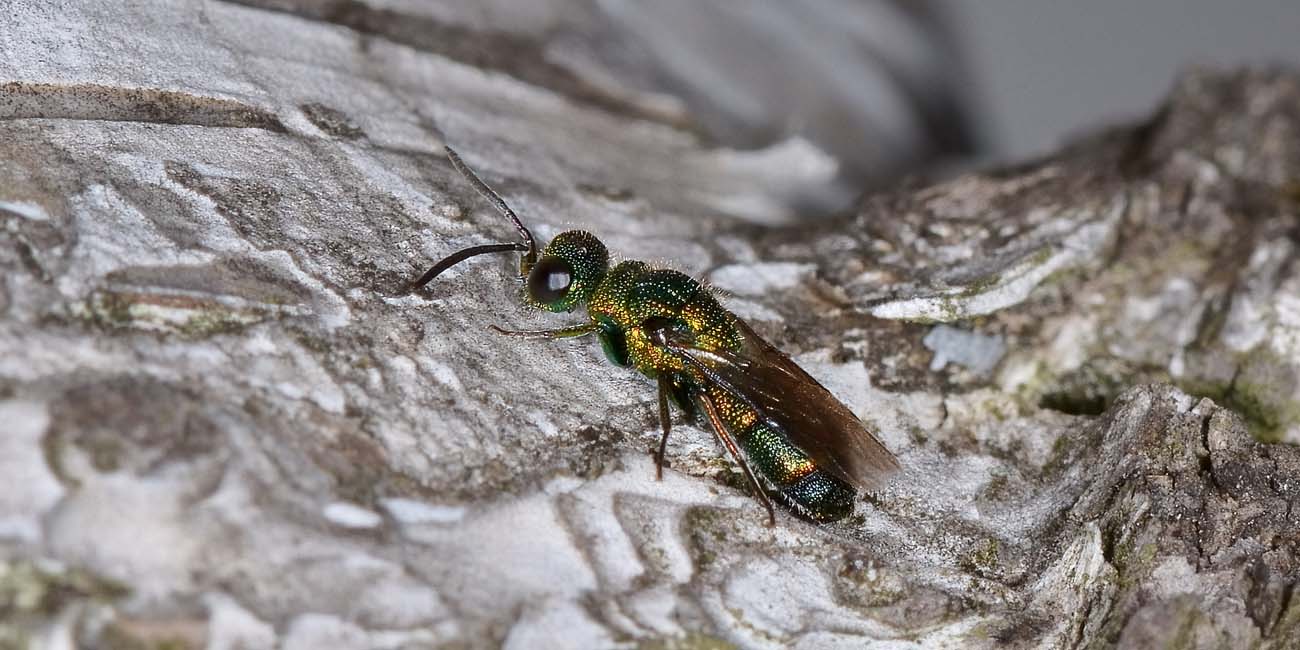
[778,470,856,523]
[704,387,856,522]
[741,421,855,522]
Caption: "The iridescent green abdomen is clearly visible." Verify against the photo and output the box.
[699,382,855,522]
[586,260,856,521]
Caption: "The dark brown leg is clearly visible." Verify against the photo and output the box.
[697,393,776,527]
[655,376,672,480]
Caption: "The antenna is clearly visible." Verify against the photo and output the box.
[406,146,540,293]
[444,146,537,266]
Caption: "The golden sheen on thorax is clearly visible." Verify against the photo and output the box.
[408,145,900,525]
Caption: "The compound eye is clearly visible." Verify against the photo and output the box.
[527,256,573,304]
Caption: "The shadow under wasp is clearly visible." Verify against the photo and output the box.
[409,146,900,524]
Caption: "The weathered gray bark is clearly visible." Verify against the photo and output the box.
[2,2,1299,649]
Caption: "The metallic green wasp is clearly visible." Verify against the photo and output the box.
[411,146,900,524]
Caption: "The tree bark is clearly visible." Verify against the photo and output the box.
[2,2,1298,649]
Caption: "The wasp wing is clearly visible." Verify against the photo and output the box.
[664,317,900,492]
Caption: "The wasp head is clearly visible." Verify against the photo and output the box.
[525,230,608,312]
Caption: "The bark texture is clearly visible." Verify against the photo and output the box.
[2,2,1299,649]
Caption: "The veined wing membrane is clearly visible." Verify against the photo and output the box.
[659,317,900,491]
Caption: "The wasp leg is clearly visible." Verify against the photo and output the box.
[697,392,777,527]
[488,323,598,339]
[655,376,672,480]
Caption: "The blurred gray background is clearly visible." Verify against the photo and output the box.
[566,0,1300,197]
[274,0,1300,207]
[947,0,1300,160]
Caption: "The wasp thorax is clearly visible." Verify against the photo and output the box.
[527,230,608,312]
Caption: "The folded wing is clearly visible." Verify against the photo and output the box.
[665,316,900,491]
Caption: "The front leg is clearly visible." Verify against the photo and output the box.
[488,323,599,339]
